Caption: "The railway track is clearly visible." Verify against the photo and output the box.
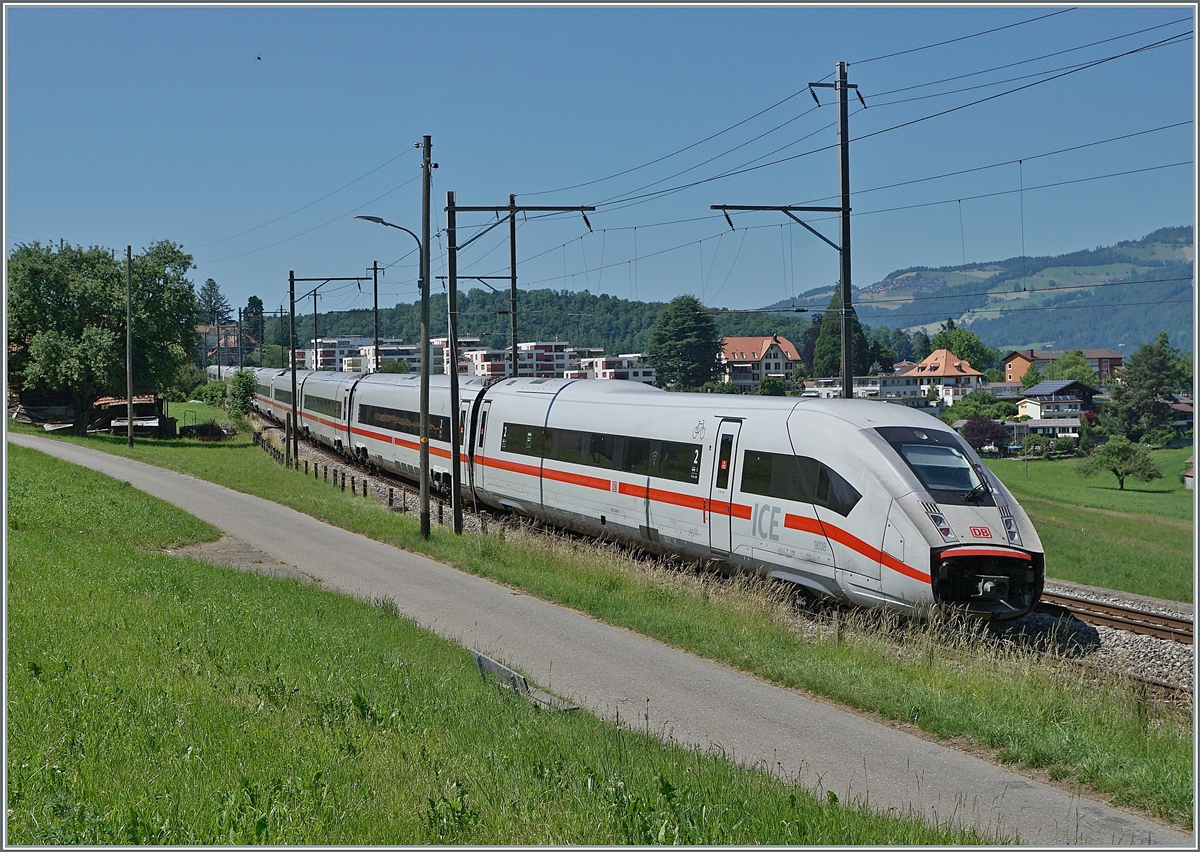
[1037,591,1193,644]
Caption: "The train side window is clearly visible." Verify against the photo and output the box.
[658,441,702,484]
[740,450,774,497]
[303,394,341,418]
[551,429,587,464]
[587,433,617,469]
[620,437,653,475]
[715,434,734,489]
[501,422,548,457]
[478,411,487,445]
[741,450,810,503]
[807,459,860,517]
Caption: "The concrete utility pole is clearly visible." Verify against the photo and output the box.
[450,197,595,378]
[238,307,243,370]
[289,271,296,467]
[372,260,380,373]
[814,61,860,399]
[445,191,463,533]
[713,62,862,400]
[126,246,133,447]
[419,135,433,538]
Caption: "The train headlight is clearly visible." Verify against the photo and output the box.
[1002,516,1022,546]
[927,512,958,543]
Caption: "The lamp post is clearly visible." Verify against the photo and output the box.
[356,213,431,539]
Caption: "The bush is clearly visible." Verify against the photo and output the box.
[1141,425,1178,449]
[227,369,256,417]
[164,364,207,402]
[1021,434,1047,457]
[757,376,785,396]
[192,379,228,409]
[699,381,740,394]
[1053,436,1077,456]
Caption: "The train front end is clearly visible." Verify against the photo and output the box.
[875,425,1044,619]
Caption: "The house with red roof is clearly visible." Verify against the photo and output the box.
[718,334,802,393]
[909,348,985,405]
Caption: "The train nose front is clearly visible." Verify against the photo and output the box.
[931,548,1043,617]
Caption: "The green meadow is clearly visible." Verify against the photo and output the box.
[7,444,984,845]
[6,423,1194,830]
[987,448,1193,602]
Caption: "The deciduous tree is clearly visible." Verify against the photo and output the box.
[930,318,996,371]
[960,413,1008,452]
[7,240,200,433]
[941,391,1018,425]
[1020,364,1044,390]
[1043,350,1098,385]
[1076,435,1162,490]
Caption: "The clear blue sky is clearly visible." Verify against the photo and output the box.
[5,4,1195,328]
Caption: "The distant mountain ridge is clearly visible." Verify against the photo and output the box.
[313,227,1192,355]
[762,226,1193,351]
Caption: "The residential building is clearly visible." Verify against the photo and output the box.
[978,381,1023,400]
[852,374,923,399]
[908,348,985,404]
[431,336,484,375]
[1001,348,1123,383]
[719,335,802,393]
[577,354,656,384]
[1170,398,1193,432]
[518,341,573,378]
[345,343,421,373]
[301,336,377,371]
[1017,396,1082,420]
[1023,417,1081,438]
[1020,379,1100,411]
[197,323,256,367]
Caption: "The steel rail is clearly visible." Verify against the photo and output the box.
[1038,590,1193,644]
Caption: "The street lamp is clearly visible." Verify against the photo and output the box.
[356,213,432,539]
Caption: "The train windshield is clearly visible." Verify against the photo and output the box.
[875,425,991,503]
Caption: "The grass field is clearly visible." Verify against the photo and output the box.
[6,445,986,845]
[7,423,1194,829]
[987,449,1194,602]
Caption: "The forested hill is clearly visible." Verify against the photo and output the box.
[315,226,1192,352]
[764,226,1193,350]
[319,287,816,354]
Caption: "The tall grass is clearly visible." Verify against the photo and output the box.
[9,426,1194,827]
[6,445,984,845]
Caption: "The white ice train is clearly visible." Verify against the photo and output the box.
[250,367,1044,619]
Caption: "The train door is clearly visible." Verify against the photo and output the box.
[473,399,492,491]
[458,399,472,492]
[709,419,742,556]
[340,381,357,453]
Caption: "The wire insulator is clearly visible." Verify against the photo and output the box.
[809,87,820,106]
[857,89,867,109]
[723,210,735,231]
[582,212,592,232]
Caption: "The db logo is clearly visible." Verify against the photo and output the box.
[969,526,993,539]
